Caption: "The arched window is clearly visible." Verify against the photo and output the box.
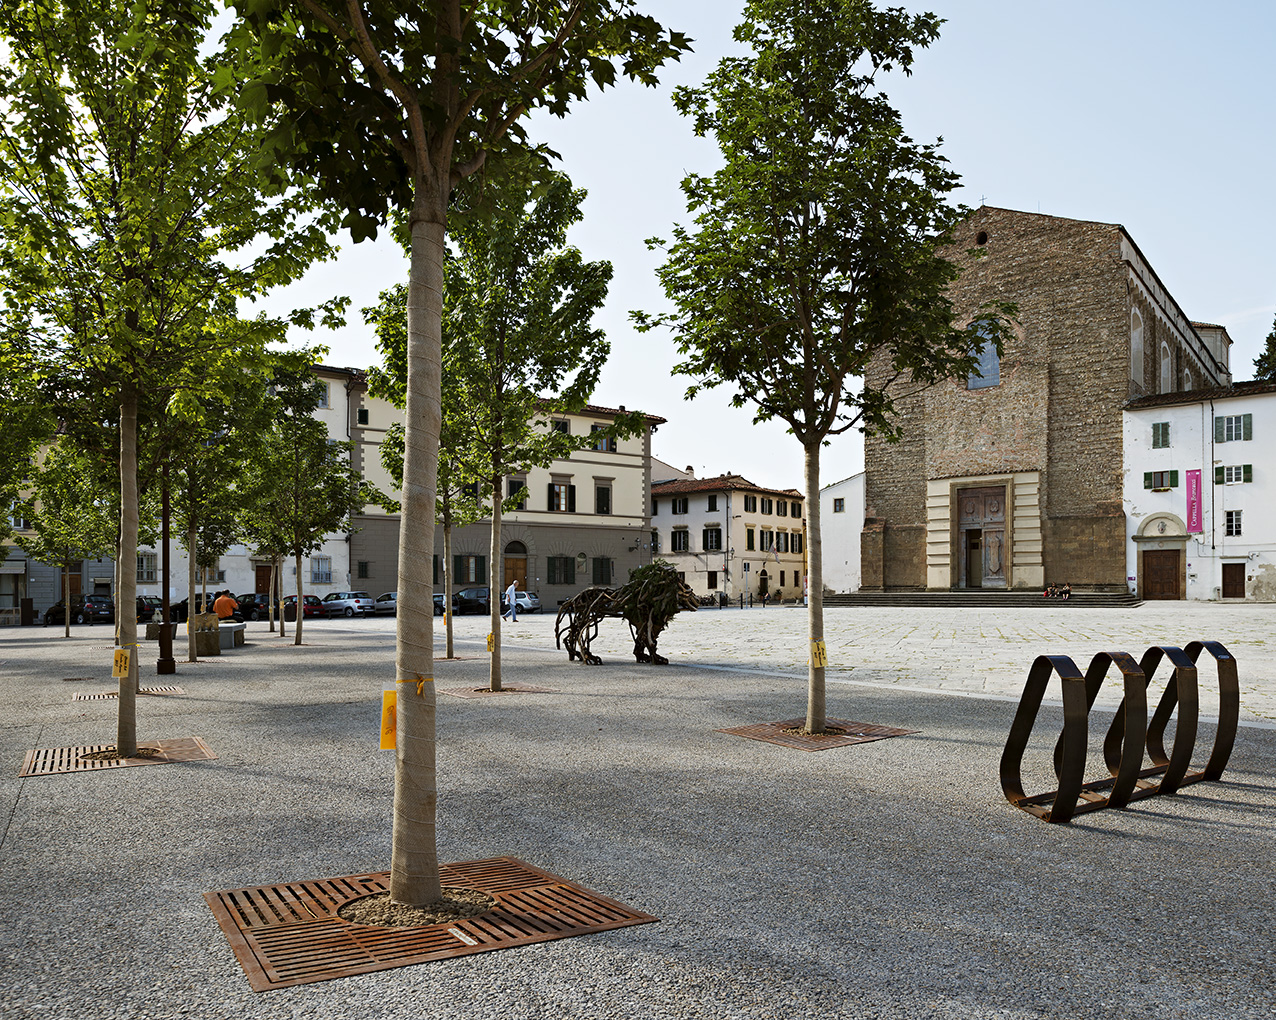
[966,319,1000,390]
[1130,309,1144,387]
[1159,342,1172,394]
[1183,369,1192,392]
[504,540,527,555]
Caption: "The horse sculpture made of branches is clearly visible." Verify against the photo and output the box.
[554,562,699,665]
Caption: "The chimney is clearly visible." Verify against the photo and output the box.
[685,465,695,477]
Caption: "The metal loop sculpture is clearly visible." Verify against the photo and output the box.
[1001,640,1239,823]
[554,562,699,666]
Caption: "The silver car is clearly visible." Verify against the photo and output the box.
[320,591,375,618]
[373,592,397,615]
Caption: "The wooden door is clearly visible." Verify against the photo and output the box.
[957,487,1007,589]
[255,564,272,595]
[1222,562,1245,599]
[504,557,527,590]
[1143,550,1181,600]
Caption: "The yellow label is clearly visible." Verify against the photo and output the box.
[810,640,828,668]
[380,690,397,749]
[112,648,131,678]
[486,632,495,652]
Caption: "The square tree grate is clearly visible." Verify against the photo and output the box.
[440,683,559,700]
[717,717,918,751]
[205,856,657,991]
[71,686,186,701]
[18,736,217,777]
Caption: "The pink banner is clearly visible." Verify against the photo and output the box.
[1186,469,1202,533]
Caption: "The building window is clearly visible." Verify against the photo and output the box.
[1184,369,1192,391]
[760,498,773,515]
[761,530,774,551]
[776,500,787,517]
[833,498,845,513]
[463,481,480,502]
[707,494,718,511]
[10,502,30,531]
[316,381,330,408]
[677,571,686,583]
[508,478,526,510]
[702,527,722,551]
[651,530,661,554]
[1225,510,1243,537]
[552,419,570,434]
[671,497,688,515]
[744,495,757,513]
[590,424,617,452]
[778,532,789,553]
[793,533,803,555]
[746,528,755,551]
[791,501,800,517]
[548,482,576,512]
[967,320,1000,390]
[547,556,575,585]
[1152,422,1170,449]
[779,571,785,587]
[1131,309,1144,387]
[707,571,717,590]
[594,484,612,515]
[591,557,613,585]
[311,556,332,584]
[1217,465,1252,484]
[652,499,658,515]
[671,530,689,552]
[1159,342,1173,394]
[1217,414,1252,443]
[1143,470,1178,490]
[453,555,485,584]
[356,407,369,425]
[137,553,157,583]
[357,561,369,579]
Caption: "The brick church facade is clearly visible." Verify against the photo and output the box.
[861,206,1232,591]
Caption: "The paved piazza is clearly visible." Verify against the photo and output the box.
[461,600,1276,725]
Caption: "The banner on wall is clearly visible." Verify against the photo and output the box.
[1186,469,1203,533]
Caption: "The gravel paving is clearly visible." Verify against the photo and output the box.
[1,604,1274,1019]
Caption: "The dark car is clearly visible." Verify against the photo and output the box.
[171,593,215,623]
[283,594,324,618]
[452,586,491,615]
[434,593,446,616]
[44,594,116,626]
[237,593,281,622]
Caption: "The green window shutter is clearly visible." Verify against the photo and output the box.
[592,558,602,585]
[567,485,576,513]
[433,555,439,585]
[1215,466,1225,485]
[565,558,575,584]
[1215,416,1226,442]
[547,484,556,510]
[548,558,558,585]
[1144,472,1154,489]
[476,556,486,585]
[454,555,464,583]
[1169,470,1179,487]
[1243,413,1253,440]
[1243,464,1253,483]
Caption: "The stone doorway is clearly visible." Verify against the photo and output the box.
[503,541,527,590]
[1143,550,1181,600]
[957,486,1006,589]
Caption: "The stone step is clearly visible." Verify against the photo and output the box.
[825,590,1143,609]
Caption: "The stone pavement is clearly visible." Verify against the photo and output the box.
[0,604,1274,1020]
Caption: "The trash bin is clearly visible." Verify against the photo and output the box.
[19,598,34,626]
[284,603,297,622]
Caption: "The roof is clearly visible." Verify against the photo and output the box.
[577,402,666,426]
[1126,379,1276,411]
[652,473,802,500]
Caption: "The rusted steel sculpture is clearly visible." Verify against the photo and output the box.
[555,562,698,665]
[1000,641,1239,823]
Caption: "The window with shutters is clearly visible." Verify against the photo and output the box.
[551,419,570,434]
[761,530,774,551]
[707,571,717,589]
[356,407,369,425]
[508,478,526,510]
[746,528,755,551]
[702,527,722,551]
[776,500,787,517]
[1218,465,1252,484]
[671,497,688,515]
[1151,422,1170,448]
[651,530,661,554]
[743,494,757,513]
[595,484,611,515]
[1216,414,1252,443]
[1225,510,1243,536]
[791,501,801,517]
[590,424,617,452]
[778,532,789,553]
[546,556,575,584]
[760,498,773,515]
[671,529,689,552]
[707,494,718,511]
[453,555,485,584]
[548,482,575,512]
[1143,470,1178,490]
[792,533,803,555]
[591,557,613,585]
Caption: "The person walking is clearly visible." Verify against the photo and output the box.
[502,579,519,622]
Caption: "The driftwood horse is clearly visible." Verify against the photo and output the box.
[554,564,698,665]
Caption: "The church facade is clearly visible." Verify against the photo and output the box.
[861,206,1232,592]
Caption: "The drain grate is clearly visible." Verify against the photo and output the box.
[71,686,186,701]
[717,717,917,751]
[440,683,559,699]
[205,856,656,991]
[18,735,217,777]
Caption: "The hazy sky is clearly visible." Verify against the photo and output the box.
[260,1,1276,491]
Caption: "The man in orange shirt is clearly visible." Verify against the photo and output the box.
[213,591,238,620]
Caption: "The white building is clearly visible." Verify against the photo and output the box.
[820,472,865,594]
[1124,380,1276,601]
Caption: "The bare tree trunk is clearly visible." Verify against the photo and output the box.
[116,381,140,756]
[62,558,70,638]
[186,526,198,661]
[278,556,287,638]
[267,558,277,634]
[804,441,825,734]
[389,194,444,907]
[443,521,454,659]
[488,474,503,692]
[294,551,304,645]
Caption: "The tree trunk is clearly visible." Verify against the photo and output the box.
[488,473,503,692]
[268,558,277,634]
[278,556,287,638]
[294,551,304,645]
[62,558,70,638]
[157,464,174,673]
[116,381,140,756]
[804,441,825,734]
[186,525,198,661]
[389,190,444,907]
[443,521,454,659]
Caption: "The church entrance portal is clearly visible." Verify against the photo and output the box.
[957,486,1006,589]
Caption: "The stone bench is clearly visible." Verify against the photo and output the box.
[145,622,180,641]
[218,622,246,650]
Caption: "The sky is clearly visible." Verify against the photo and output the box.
[258,1,1276,492]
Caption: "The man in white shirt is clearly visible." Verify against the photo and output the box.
[502,579,519,622]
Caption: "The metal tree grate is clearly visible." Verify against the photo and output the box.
[717,717,918,751]
[440,683,560,699]
[72,686,186,701]
[18,736,217,777]
[205,856,657,991]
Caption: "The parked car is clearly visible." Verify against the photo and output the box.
[320,591,375,617]
[452,586,491,615]
[373,592,397,615]
[283,594,324,618]
[434,593,446,616]
[43,595,116,626]
[237,593,281,622]
[501,590,542,614]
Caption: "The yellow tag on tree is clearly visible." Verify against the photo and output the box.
[380,690,397,749]
[810,640,829,668]
[486,632,495,652]
[112,648,131,678]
